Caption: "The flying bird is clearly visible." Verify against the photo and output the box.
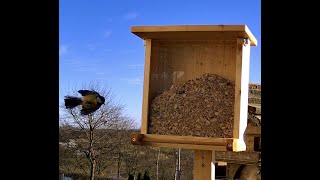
[64,90,105,115]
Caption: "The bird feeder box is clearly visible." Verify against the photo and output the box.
[130,25,257,152]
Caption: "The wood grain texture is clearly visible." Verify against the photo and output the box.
[194,150,215,180]
[131,25,257,46]
[141,39,152,134]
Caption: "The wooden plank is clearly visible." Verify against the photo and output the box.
[132,32,257,46]
[141,39,152,134]
[233,38,250,151]
[143,135,228,146]
[215,151,260,163]
[217,161,227,166]
[130,134,241,151]
[132,133,233,146]
[238,38,251,149]
[240,38,251,137]
[157,39,237,44]
[233,139,246,152]
[194,150,215,180]
[131,25,257,46]
[141,142,227,151]
[233,38,244,140]
[132,25,249,32]
[244,25,258,46]
[217,160,259,166]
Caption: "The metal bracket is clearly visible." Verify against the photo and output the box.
[131,133,144,145]
[244,38,250,46]
[226,139,233,151]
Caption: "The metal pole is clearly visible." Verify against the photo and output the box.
[177,148,181,180]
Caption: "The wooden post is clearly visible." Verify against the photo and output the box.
[194,150,216,180]
[141,39,152,134]
[232,38,251,151]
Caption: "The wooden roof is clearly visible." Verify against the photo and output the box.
[131,25,257,46]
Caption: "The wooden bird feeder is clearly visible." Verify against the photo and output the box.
[130,24,257,179]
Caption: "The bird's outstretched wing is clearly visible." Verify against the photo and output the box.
[78,90,98,96]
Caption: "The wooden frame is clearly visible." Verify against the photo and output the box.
[131,134,233,151]
[131,25,257,152]
[131,25,257,46]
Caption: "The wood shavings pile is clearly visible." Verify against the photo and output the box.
[148,73,235,138]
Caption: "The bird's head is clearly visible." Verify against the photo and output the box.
[97,95,105,105]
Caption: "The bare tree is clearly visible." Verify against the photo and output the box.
[60,82,128,180]
[122,144,142,177]
[110,116,136,179]
[121,128,144,177]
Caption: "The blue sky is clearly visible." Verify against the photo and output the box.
[59,0,261,125]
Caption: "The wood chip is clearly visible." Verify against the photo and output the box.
[148,73,235,138]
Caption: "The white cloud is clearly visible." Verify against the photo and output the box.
[123,12,138,20]
[59,45,68,56]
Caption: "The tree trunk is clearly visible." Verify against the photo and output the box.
[89,122,96,180]
[118,151,121,179]
[90,160,96,180]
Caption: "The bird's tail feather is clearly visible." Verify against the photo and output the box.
[64,96,82,109]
